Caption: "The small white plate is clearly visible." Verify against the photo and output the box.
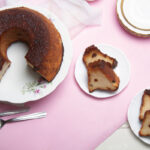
[0,5,72,104]
[128,89,150,144]
[117,0,150,37]
[75,44,131,98]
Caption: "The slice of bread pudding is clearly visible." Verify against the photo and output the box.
[87,60,120,93]
[83,45,117,68]
[139,110,150,136]
[139,89,150,121]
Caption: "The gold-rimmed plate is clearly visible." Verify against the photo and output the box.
[117,0,150,37]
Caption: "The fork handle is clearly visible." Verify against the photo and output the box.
[6,112,47,123]
[0,107,30,117]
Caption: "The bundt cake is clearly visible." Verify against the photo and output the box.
[139,110,150,136]
[83,45,117,69]
[139,89,150,120]
[87,60,120,92]
[0,7,63,82]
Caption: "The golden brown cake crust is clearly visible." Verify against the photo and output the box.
[144,89,150,95]
[83,45,118,68]
[0,7,63,81]
[0,58,5,70]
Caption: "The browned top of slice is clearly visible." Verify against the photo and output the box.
[88,60,119,84]
[83,45,118,68]
[144,89,150,95]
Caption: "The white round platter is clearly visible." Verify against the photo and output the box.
[0,5,72,104]
[117,0,150,37]
[75,44,130,98]
[128,88,150,144]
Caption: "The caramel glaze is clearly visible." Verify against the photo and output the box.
[0,7,63,81]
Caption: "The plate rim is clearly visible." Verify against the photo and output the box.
[117,0,150,37]
[0,5,73,104]
[75,43,131,98]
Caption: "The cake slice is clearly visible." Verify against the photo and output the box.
[83,45,117,68]
[87,60,120,93]
[139,89,150,121]
[139,110,150,136]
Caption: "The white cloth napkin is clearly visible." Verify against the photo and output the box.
[5,0,101,38]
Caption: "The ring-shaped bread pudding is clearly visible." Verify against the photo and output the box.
[0,7,63,82]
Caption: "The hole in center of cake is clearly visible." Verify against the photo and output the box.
[1,42,41,86]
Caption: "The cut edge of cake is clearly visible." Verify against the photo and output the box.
[87,60,120,93]
[139,89,150,121]
[0,60,10,80]
[139,110,150,136]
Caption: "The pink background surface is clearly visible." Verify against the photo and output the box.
[0,0,150,149]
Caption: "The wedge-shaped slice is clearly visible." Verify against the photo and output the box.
[87,60,120,93]
[139,110,150,136]
[83,45,117,68]
[139,89,150,121]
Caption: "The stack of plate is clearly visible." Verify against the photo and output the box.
[117,0,150,37]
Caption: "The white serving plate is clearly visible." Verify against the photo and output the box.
[0,5,72,104]
[117,0,150,37]
[128,88,150,145]
[75,44,130,98]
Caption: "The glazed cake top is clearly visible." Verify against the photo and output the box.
[0,7,51,67]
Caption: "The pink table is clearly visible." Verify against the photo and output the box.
[0,0,150,149]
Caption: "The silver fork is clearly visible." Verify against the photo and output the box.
[0,112,47,129]
[0,107,30,117]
